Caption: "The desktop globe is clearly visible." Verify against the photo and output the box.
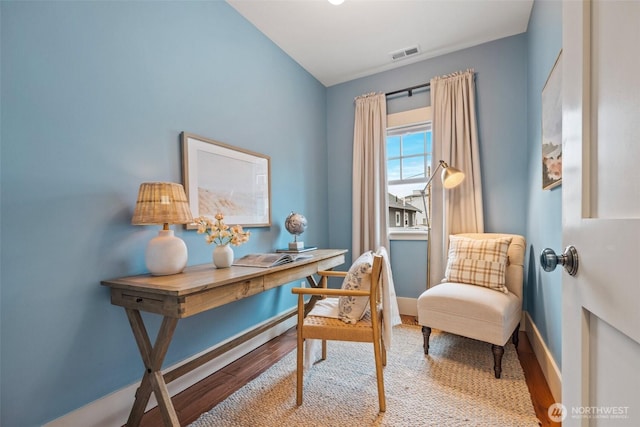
[285,212,307,235]
[285,212,307,250]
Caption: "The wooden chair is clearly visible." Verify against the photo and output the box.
[291,253,386,412]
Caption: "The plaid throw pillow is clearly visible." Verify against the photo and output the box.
[443,236,512,293]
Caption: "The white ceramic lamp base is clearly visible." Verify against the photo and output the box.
[145,229,188,276]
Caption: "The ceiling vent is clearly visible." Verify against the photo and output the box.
[390,45,420,62]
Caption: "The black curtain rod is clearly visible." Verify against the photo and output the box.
[385,82,430,97]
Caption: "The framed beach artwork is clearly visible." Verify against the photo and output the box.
[542,51,563,190]
[181,132,271,228]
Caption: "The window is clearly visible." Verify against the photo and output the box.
[387,123,432,184]
[387,124,432,229]
[386,107,433,239]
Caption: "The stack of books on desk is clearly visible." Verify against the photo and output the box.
[275,246,317,253]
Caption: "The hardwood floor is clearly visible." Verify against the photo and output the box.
[516,329,561,427]
[138,316,560,426]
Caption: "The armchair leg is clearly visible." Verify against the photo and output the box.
[422,326,431,354]
[512,323,520,347]
[491,345,504,379]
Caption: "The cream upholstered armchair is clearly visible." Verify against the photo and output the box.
[417,233,526,378]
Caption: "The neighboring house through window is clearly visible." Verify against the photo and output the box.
[386,107,432,239]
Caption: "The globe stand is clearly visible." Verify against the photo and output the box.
[289,238,304,251]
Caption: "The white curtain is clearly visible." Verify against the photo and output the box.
[352,92,389,257]
[429,70,484,287]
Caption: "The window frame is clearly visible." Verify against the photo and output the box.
[386,107,433,241]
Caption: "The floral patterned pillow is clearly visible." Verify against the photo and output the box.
[338,251,374,324]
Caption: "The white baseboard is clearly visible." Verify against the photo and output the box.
[523,311,562,402]
[397,296,417,316]
[44,311,298,427]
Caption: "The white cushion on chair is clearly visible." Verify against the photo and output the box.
[417,282,521,346]
[308,298,340,318]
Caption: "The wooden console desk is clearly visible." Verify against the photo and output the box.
[101,249,346,427]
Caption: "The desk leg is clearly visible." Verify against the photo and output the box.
[304,275,323,316]
[125,308,180,427]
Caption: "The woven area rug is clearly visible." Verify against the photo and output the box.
[190,324,540,427]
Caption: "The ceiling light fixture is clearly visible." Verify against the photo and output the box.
[328,0,344,5]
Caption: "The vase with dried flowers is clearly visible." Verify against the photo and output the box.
[196,213,250,268]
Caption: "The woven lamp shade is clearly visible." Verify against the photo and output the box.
[132,182,193,226]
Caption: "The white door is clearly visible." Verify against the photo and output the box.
[557,1,640,425]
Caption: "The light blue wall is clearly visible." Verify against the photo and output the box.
[0,2,326,425]
[525,0,563,369]
[1,1,564,425]
[326,35,529,298]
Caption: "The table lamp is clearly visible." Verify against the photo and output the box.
[132,182,194,275]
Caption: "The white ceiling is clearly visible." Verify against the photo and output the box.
[227,0,534,87]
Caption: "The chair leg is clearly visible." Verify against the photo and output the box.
[381,338,387,367]
[372,334,386,412]
[422,326,431,354]
[296,297,305,406]
[512,323,520,347]
[491,344,504,379]
[296,335,304,405]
